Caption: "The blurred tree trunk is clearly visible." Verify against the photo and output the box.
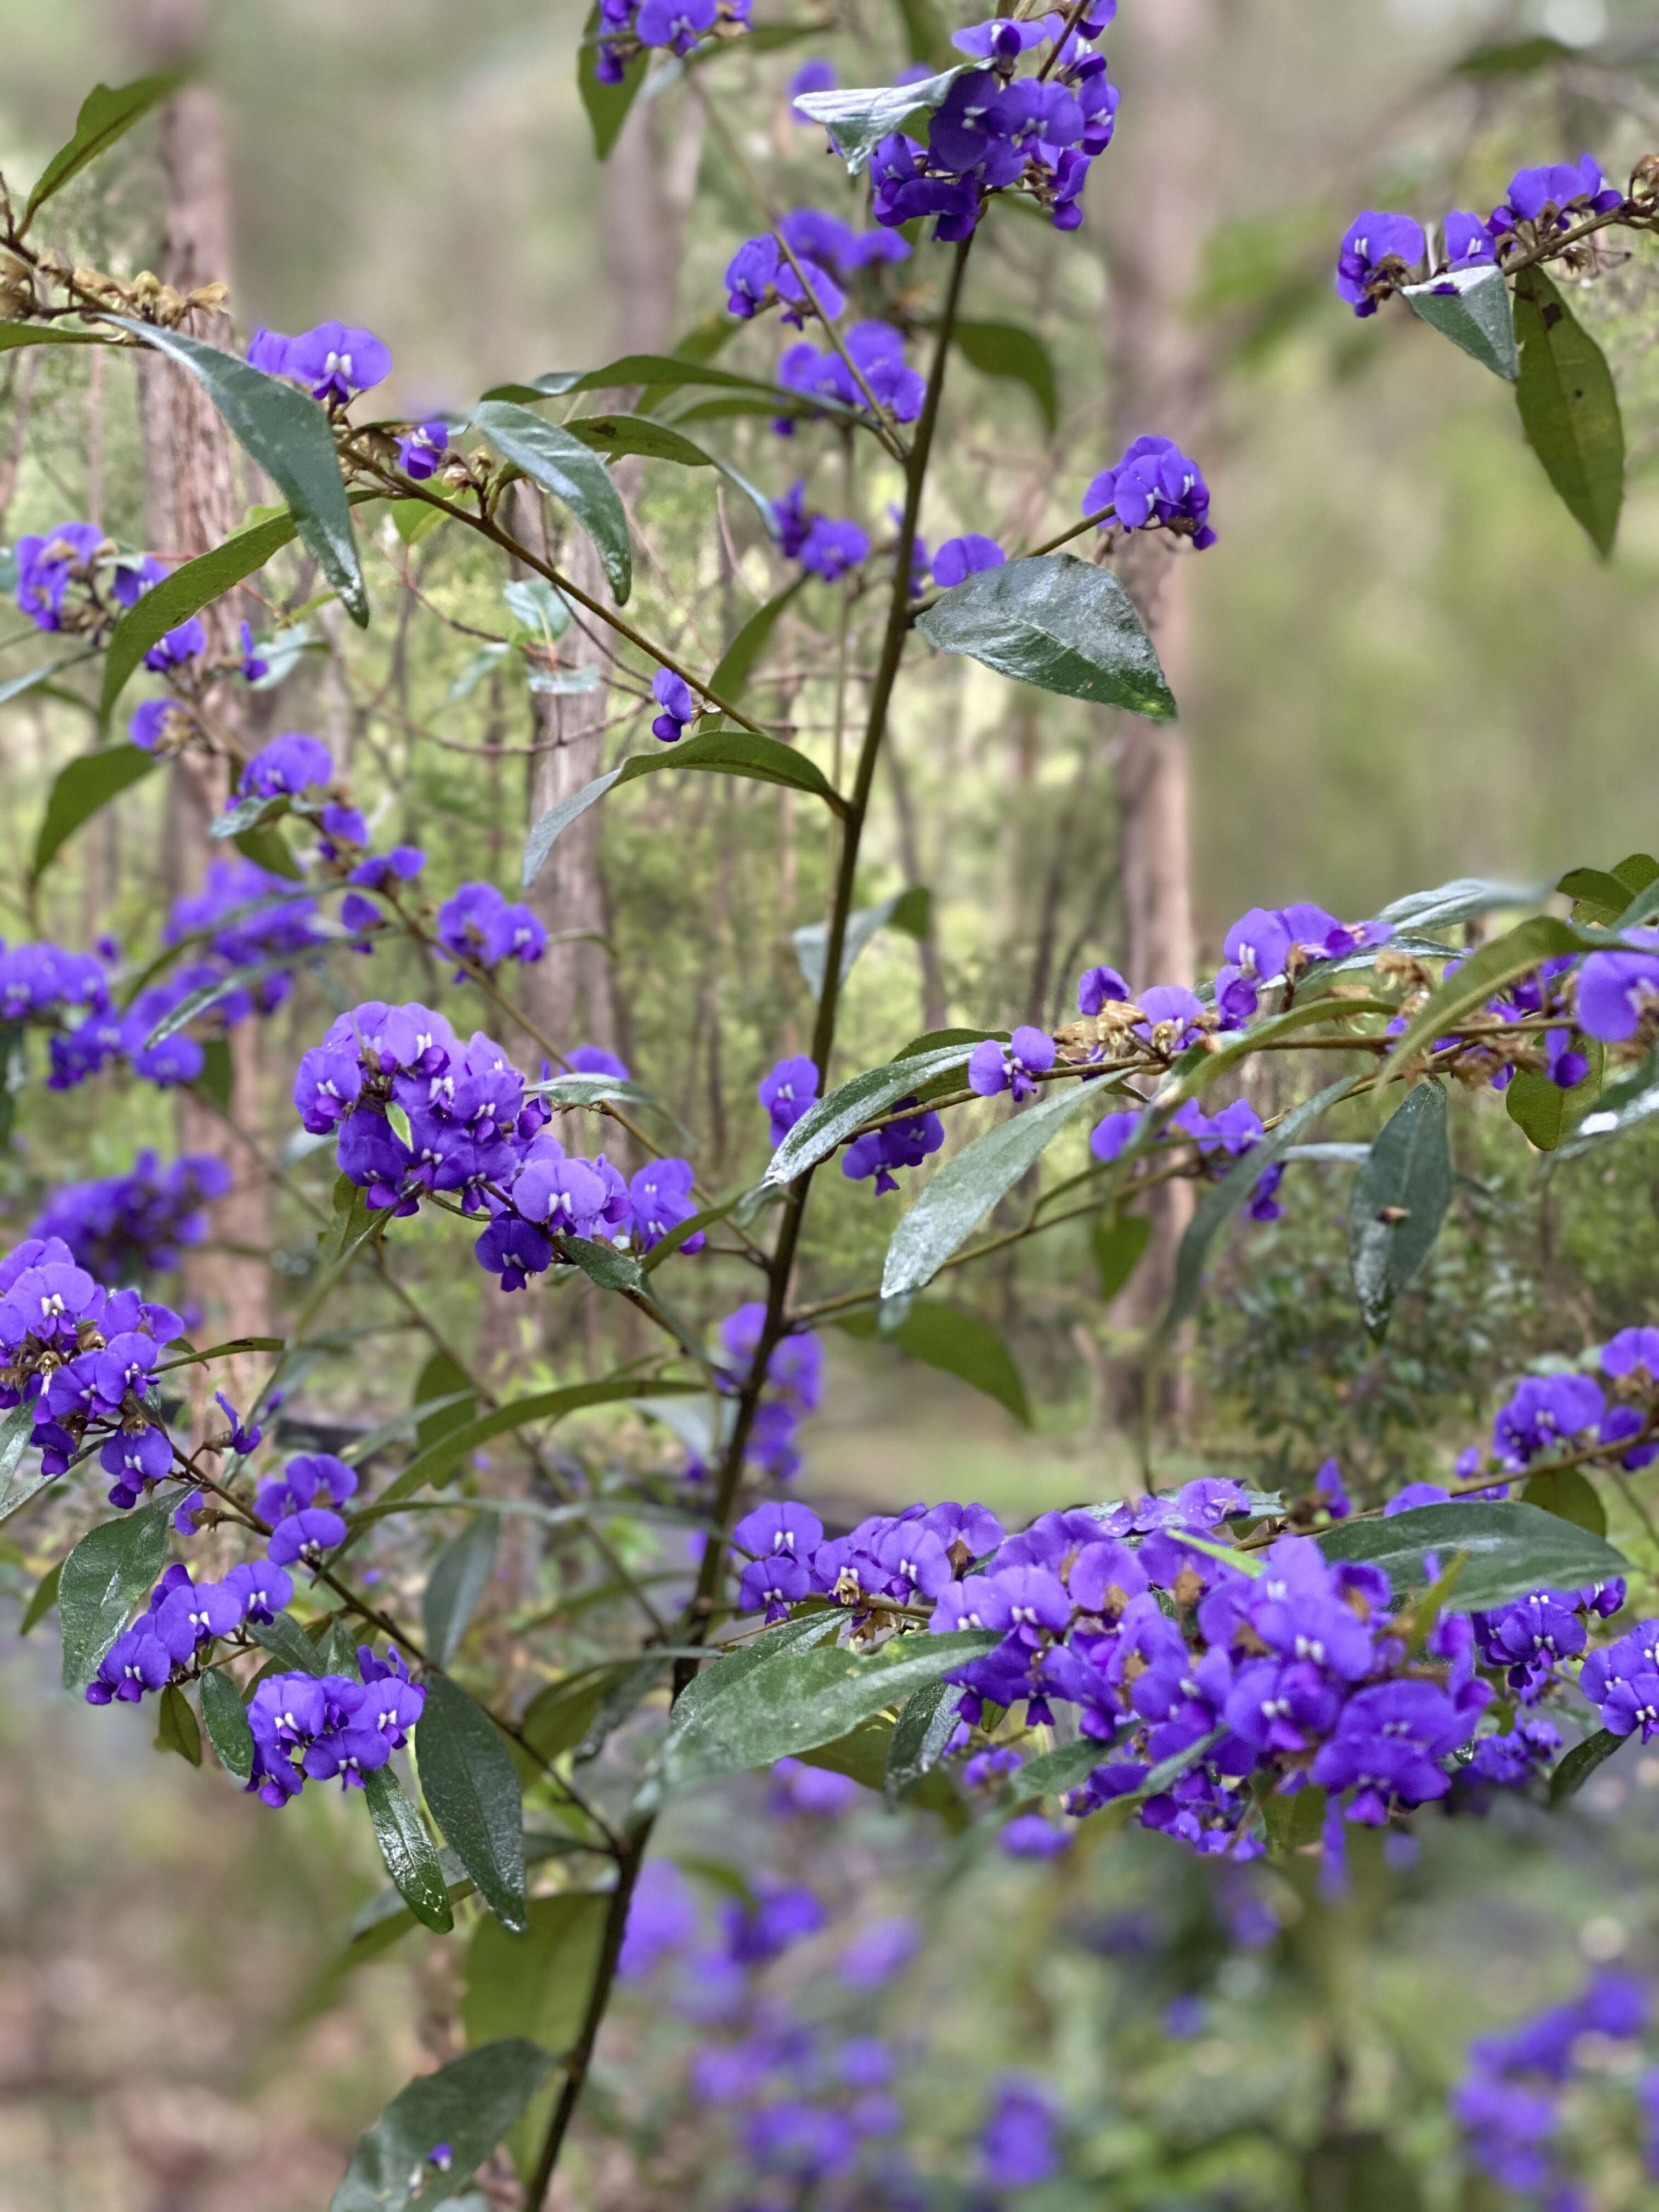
[1101,0,1217,1404]
[126,0,273,1386]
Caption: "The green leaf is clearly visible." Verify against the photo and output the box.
[0,647,101,708]
[99,509,298,718]
[838,1298,1029,1426]
[794,67,966,174]
[362,1766,453,1932]
[154,1681,202,1765]
[233,823,302,878]
[58,1499,173,1689]
[1403,264,1518,381]
[1548,1728,1624,1806]
[1168,1078,1353,1327]
[31,743,158,882]
[1385,916,1585,1069]
[891,0,956,65]
[1372,874,1547,936]
[916,554,1175,719]
[792,885,931,998]
[562,412,713,467]
[882,1679,962,1805]
[577,2,648,159]
[196,1034,233,1113]
[249,1611,330,1675]
[1506,1069,1567,1152]
[1093,1211,1150,1301]
[1347,1082,1452,1337]
[414,1351,478,1455]
[1316,1500,1627,1612]
[882,1079,1101,1300]
[1513,269,1624,559]
[422,1517,499,1666]
[329,2040,556,2212]
[1560,1042,1659,1157]
[416,1674,526,1933]
[106,319,368,623]
[951,319,1058,434]
[488,357,778,405]
[768,1043,978,1183]
[20,1558,61,1635]
[374,1378,702,1509]
[471,400,631,605]
[1521,1466,1606,1537]
[707,578,804,705]
[1262,1779,1328,1857]
[661,1629,1001,1792]
[462,1891,608,2065]
[22,74,183,226]
[1001,1735,1103,1807]
[1557,864,1633,925]
[0,322,108,352]
[199,1666,255,1779]
[520,1673,609,1762]
[1300,2134,1424,2212]
[1452,31,1572,72]
[558,1235,645,1294]
[522,728,843,887]
[0,1397,44,1516]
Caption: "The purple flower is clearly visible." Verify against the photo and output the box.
[772,1755,860,1816]
[635,0,716,53]
[129,698,190,752]
[999,1813,1072,1858]
[396,420,450,478]
[628,1158,702,1252]
[1135,983,1206,1051]
[789,58,837,117]
[1442,210,1496,269]
[931,533,1005,588]
[968,1025,1056,1102]
[842,1099,943,1194]
[798,516,868,580]
[759,1055,819,1146]
[267,1505,348,1566]
[238,731,333,800]
[1488,156,1622,247]
[979,2081,1059,2190]
[651,666,696,743]
[618,1859,698,1978]
[249,321,392,404]
[1335,211,1426,315]
[435,882,547,971]
[1077,963,1131,1013]
[1083,435,1215,548]
[838,1914,918,1988]
[1576,930,1659,1041]
[237,620,269,681]
[15,521,104,630]
[568,1045,630,1080]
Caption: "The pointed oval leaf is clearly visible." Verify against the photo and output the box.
[707,577,804,704]
[1372,874,1549,934]
[1403,263,1518,380]
[1521,1466,1607,1537]
[1316,1499,1627,1612]
[23,75,183,225]
[471,400,631,605]
[329,2040,556,2212]
[59,1499,173,1688]
[107,319,368,623]
[415,1674,526,1933]
[917,554,1175,719]
[199,1666,255,1778]
[362,1765,453,1932]
[422,1517,499,1667]
[31,743,158,882]
[1347,1081,1452,1335]
[951,319,1058,433]
[372,1378,703,1509]
[562,413,713,466]
[154,1681,202,1764]
[1506,1068,1567,1152]
[1549,1728,1624,1805]
[882,1678,963,1805]
[838,1298,1030,1426]
[1093,1210,1151,1301]
[1513,268,1624,558]
[795,67,966,173]
[577,1,648,159]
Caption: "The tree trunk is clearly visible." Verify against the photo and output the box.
[1101,0,1217,1393]
[126,0,273,1393]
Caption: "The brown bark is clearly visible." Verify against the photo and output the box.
[126,0,272,1385]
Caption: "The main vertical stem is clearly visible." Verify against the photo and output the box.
[523,232,974,2211]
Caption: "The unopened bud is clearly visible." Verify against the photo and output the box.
[1630,154,1659,211]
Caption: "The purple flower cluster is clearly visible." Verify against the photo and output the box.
[718,1308,823,1486]
[842,1097,943,1195]
[292,1001,701,1288]
[595,0,749,81]
[87,1559,295,1706]
[0,1236,183,1504]
[256,1451,359,1566]
[969,1026,1055,1102]
[771,479,870,582]
[726,233,845,329]
[1211,900,1387,1023]
[1084,436,1216,550]
[867,9,1121,241]
[246,1645,425,1807]
[435,882,548,973]
[1454,1974,1651,2197]
[777,207,909,283]
[777,321,926,426]
[31,1150,232,1280]
[247,320,391,405]
[1337,156,1624,316]
[15,521,106,633]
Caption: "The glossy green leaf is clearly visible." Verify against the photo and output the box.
[1506,1069,1566,1152]
[792,885,931,998]
[462,1893,608,2069]
[154,1682,202,1765]
[1169,1079,1353,1327]
[707,578,805,706]
[414,1351,477,1456]
[522,727,842,887]
[520,1673,609,1763]
[562,412,713,467]
[0,1397,44,1517]
[1513,268,1624,558]
[838,1298,1030,1426]
[558,1235,645,1294]
[22,74,183,225]
[1093,1211,1150,1301]
[1317,1500,1626,1611]
[794,66,965,173]
[487,357,776,406]
[1521,1466,1607,1537]
[768,1043,978,1183]
[882,1679,962,1805]
[362,1766,453,1932]
[1371,874,1547,935]
[1548,1728,1624,1805]
[1385,916,1585,1068]
[471,400,631,605]
[416,1675,526,1933]
[99,509,298,718]
[375,1378,702,1508]
[883,1079,1100,1300]
[422,1517,499,1666]
[661,1629,1001,1792]
[249,1611,330,1675]
[329,2040,556,2212]
[1560,1043,1659,1158]
[577,2,648,159]
[1403,263,1517,380]
[58,1499,173,1688]
[951,319,1058,433]
[1347,1082,1452,1337]
[1558,864,1633,925]
[107,319,367,622]
[31,742,158,881]
[199,1666,255,1779]
[916,554,1175,719]
[1001,1735,1103,1807]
